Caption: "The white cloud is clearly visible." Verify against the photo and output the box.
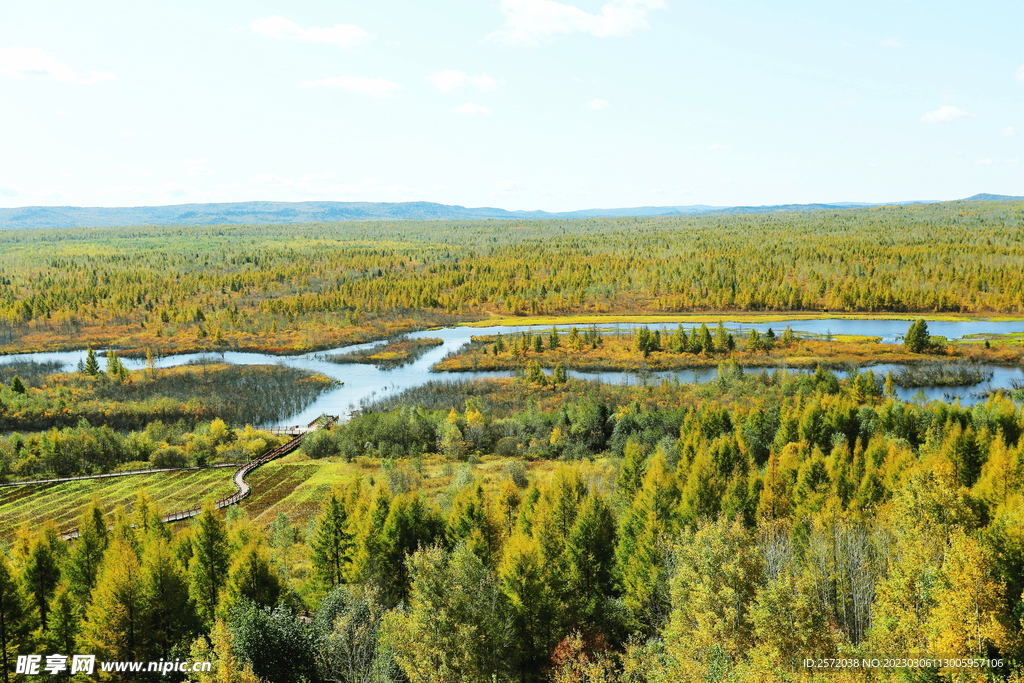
[429,70,498,94]
[880,37,902,48]
[974,158,993,166]
[186,159,213,176]
[487,0,666,45]
[920,105,976,124]
[121,131,138,138]
[1001,126,1016,137]
[1006,158,1020,164]
[495,180,523,191]
[251,16,373,49]
[584,98,609,110]
[452,102,492,116]
[0,47,115,84]
[302,76,401,97]
[707,143,730,151]
[0,185,19,198]
[1017,65,1024,83]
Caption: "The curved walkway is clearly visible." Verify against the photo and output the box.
[60,433,306,540]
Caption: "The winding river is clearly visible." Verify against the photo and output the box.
[2,318,1023,423]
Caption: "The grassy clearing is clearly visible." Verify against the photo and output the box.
[238,450,617,530]
[0,467,237,539]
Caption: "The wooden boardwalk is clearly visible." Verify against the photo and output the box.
[58,415,338,540]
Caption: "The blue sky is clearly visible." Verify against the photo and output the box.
[1,0,1021,211]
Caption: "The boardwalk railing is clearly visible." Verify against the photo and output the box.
[61,432,309,540]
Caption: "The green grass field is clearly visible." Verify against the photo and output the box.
[0,468,237,539]
[0,446,617,541]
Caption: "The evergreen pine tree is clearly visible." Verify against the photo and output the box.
[311,493,352,588]
[44,582,80,656]
[9,377,24,394]
[223,543,282,612]
[0,553,32,683]
[84,537,149,662]
[67,499,109,604]
[24,531,61,630]
[141,536,198,659]
[905,320,930,353]
[188,500,230,625]
[84,347,100,376]
[549,326,560,350]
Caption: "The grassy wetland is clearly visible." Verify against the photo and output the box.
[2,202,1024,683]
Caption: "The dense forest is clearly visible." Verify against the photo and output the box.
[2,368,1022,681]
[0,200,1023,355]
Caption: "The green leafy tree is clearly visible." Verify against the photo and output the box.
[188,500,231,626]
[142,536,199,658]
[905,319,930,353]
[311,492,352,588]
[44,582,80,656]
[565,493,617,626]
[0,553,32,683]
[84,347,100,376]
[83,536,149,662]
[388,543,512,683]
[499,532,554,680]
[24,529,62,630]
[229,601,318,683]
[223,542,282,613]
[67,498,109,604]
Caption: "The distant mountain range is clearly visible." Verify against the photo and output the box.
[0,195,1018,229]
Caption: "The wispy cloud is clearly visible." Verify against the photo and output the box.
[974,158,993,166]
[429,70,498,94]
[707,143,730,151]
[487,0,666,45]
[583,98,609,110]
[186,158,213,176]
[920,105,975,124]
[251,16,373,49]
[1001,126,1015,137]
[1006,158,1020,164]
[0,47,115,84]
[302,76,401,97]
[880,37,902,49]
[452,102,492,116]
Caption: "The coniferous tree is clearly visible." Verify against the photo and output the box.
[83,347,100,376]
[84,537,149,662]
[189,500,231,625]
[44,582,80,656]
[67,499,109,604]
[142,536,198,658]
[549,326,560,350]
[9,376,24,394]
[223,543,282,613]
[565,493,617,626]
[0,553,32,683]
[24,530,61,630]
[311,493,352,588]
[698,324,714,354]
[904,319,930,353]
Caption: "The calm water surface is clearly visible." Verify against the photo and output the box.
[1,319,1022,423]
